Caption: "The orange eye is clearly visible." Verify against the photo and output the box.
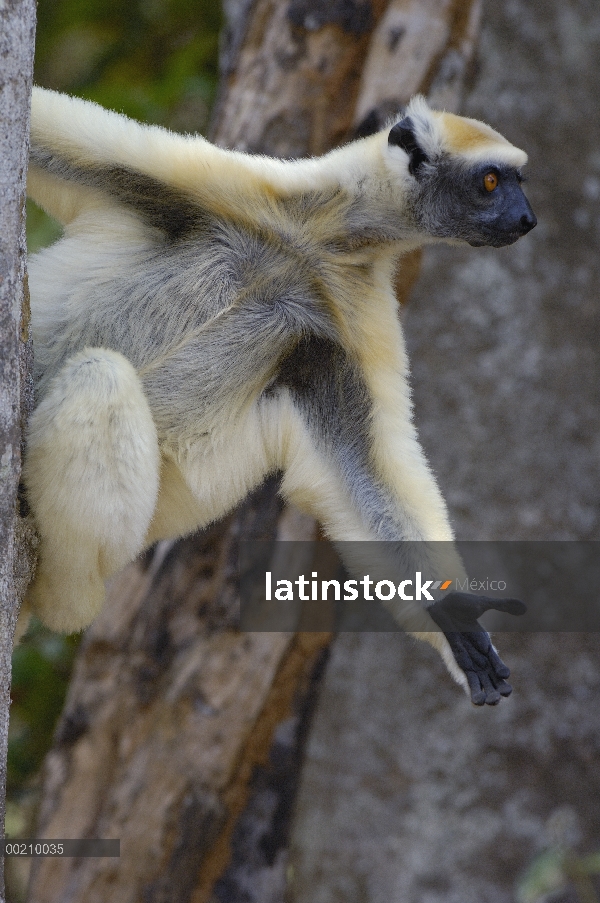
[484,172,498,192]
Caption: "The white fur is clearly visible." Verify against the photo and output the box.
[24,348,159,632]
[21,88,530,698]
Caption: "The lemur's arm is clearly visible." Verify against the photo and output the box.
[27,86,308,232]
[274,332,525,705]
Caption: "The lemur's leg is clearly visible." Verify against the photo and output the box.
[22,348,159,636]
[155,397,287,545]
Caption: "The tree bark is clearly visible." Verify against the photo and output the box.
[26,2,480,902]
[0,1,37,900]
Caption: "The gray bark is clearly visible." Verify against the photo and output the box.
[0,0,37,900]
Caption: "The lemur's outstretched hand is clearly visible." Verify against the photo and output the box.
[428,593,526,706]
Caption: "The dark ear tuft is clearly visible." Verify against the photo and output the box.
[388,117,429,176]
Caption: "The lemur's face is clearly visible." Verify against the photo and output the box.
[388,112,537,248]
[416,157,537,248]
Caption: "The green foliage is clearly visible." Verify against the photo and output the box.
[518,848,600,903]
[34,0,223,132]
[9,627,80,795]
[27,0,223,254]
[26,200,62,255]
[518,830,600,903]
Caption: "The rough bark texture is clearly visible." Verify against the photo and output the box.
[212,0,388,156]
[26,2,480,902]
[288,1,600,901]
[27,500,321,903]
[0,1,37,900]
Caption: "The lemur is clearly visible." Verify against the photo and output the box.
[21,87,535,705]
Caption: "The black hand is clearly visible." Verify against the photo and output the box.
[428,592,526,706]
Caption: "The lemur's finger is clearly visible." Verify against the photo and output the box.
[479,596,527,617]
[486,644,511,680]
[494,678,513,697]
[443,631,479,675]
[478,670,501,706]
[460,632,492,671]
[440,592,526,622]
[465,669,486,707]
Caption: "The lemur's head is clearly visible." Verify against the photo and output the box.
[386,97,536,248]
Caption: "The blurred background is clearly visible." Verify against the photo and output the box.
[26,0,222,253]
[10,1,600,902]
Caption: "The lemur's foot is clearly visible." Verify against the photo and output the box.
[428,593,526,706]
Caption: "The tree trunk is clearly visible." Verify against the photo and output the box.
[26,3,480,902]
[0,1,37,900]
